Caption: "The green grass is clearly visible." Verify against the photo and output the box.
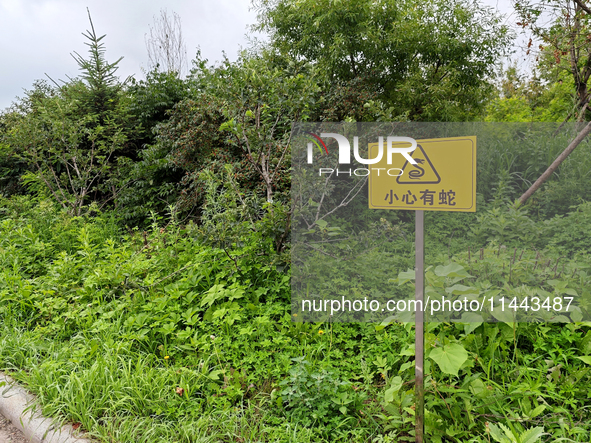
[1,196,591,442]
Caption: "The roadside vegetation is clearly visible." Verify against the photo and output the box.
[1,1,591,442]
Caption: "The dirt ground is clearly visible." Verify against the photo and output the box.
[0,413,28,443]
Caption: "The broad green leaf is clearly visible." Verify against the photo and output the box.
[434,263,470,279]
[398,361,414,373]
[315,219,327,228]
[491,305,517,324]
[575,356,591,365]
[489,422,515,443]
[212,307,227,319]
[469,378,489,398]
[570,307,583,323]
[445,284,478,295]
[529,405,545,418]
[546,279,564,288]
[578,331,591,354]
[218,119,236,132]
[403,406,415,416]
[384,376,403,403]
[461,312,483,335]
[396,270,415,285]
[429,343,468,377]
[550,315,571,323]
[201,284,227,307]
[520,426,545,443]
[400,344,415,356]
[227,286,245,301]
[207,370,224,381]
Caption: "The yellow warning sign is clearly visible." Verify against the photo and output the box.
[368,136,476,212]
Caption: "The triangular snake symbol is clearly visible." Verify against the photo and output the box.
[396,144,441,185]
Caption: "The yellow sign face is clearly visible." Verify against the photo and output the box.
[368,136,476,212]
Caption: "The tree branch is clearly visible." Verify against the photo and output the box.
[574,0,591,16]
[519,121,591,204]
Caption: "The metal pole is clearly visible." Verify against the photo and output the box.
[415,210,425,443]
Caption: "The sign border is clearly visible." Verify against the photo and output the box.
[368,136,476,212]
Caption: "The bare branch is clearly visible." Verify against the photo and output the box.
[316,176,368,224]
[145,9,187,76]
[519,121,591,204]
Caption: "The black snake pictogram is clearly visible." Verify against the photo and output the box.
[408,158,425,179]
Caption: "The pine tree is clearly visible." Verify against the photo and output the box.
[70,9,124,116]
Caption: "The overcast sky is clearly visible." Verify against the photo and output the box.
[0,0,263,110]
[0,0,516,111]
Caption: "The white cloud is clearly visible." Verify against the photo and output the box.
[0,0,261,109]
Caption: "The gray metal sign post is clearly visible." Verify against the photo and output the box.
[364,134,475,442]
[415,210,425,442]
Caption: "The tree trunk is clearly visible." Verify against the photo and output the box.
[519,122,591,205]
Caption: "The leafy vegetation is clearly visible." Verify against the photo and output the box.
[1,196,591,442]
[1,1,591,442]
